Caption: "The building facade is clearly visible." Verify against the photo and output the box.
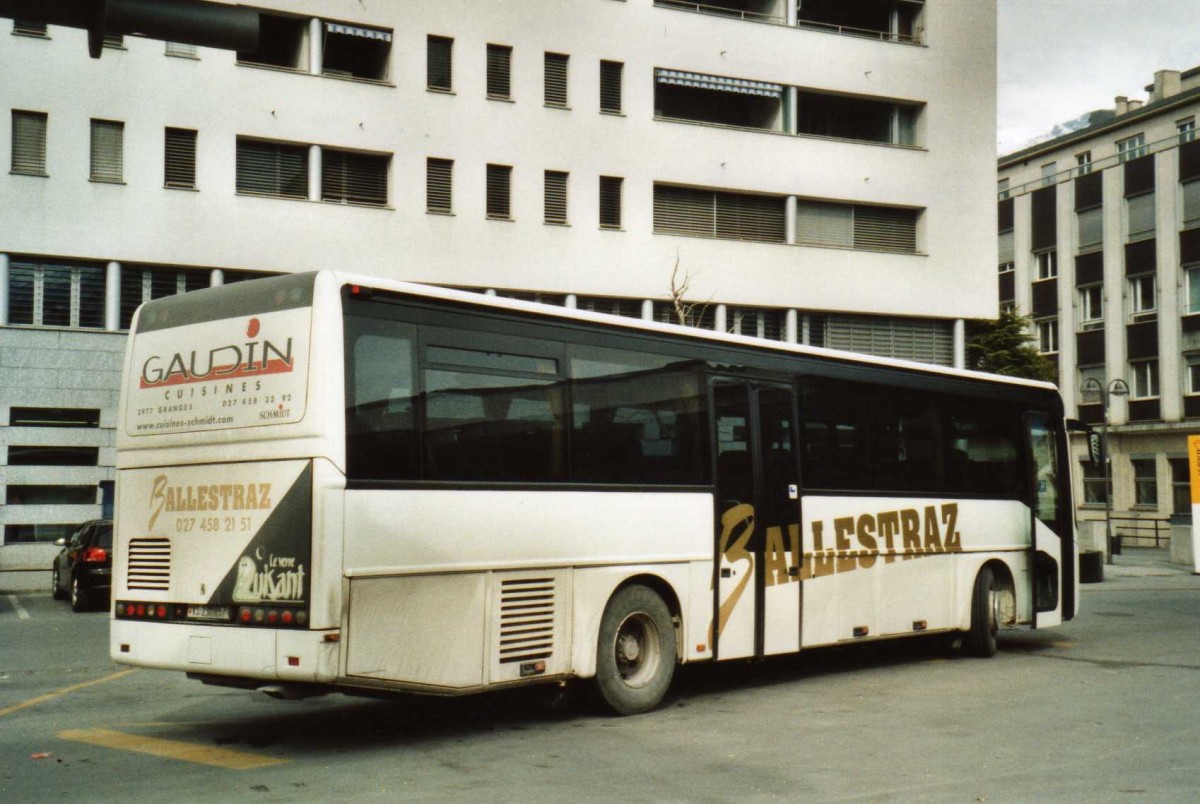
[1,0,996,570]
[997,67,1200,555]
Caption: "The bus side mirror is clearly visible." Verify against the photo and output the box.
[1065,419,1101,465]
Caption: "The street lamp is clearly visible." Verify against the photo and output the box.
[1081,377,1130,564]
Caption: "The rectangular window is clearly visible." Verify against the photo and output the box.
[544,170,568,224]
[998,230,1014,266]
[12,19,47,36]
[89,119,123,183]
[1127,192,1155,241]
[654,184,786,244]
[1037,318,1059,354]
[544,52,568,107]
[1186,266,1200,316]
[6,485,97,505]
[235,138,309,200]
[165,41,197,58]
[1078,285,1104,326]
[727,307,786,341]
[486,163,512,219]
[9,407,100,427]
[486,43,512,99]
[600,60,623,113]
[321,149,389,206]
[321,21,391,81]
[427,35,453,91]
[599,176,622,229]
[997,178,1010,200]
[1171,457,1190,515]
[7,446,100,466]
[1036,250,1058,279]
[1077,206,1103,252]
[1118,133,1146,163]
[1186,353,1200,395]
[1080,460,1108,505]
[1076,151,1092,176]
[426,157,453,213]
[1131,457,1157,506]
[1041,162,1057,187]
[1129,273,1156,315]
[6,260,105,329]
[795,200,918,253]
[119,266,207,329]
[103,34,124,49]
[1079,365,1107,402]
[1131,360,1159,399]
[1179,118,1196,145]
[1183,180,1200,229]
[11,110,47,175]
[237,13,307,71]
[164,127,197,189]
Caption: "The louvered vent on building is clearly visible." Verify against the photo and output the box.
[825,315,953,366]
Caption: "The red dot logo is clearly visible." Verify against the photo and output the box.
[247,318,260,338]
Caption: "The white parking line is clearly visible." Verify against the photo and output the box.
[7,595,30,620]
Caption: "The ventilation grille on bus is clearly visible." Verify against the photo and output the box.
[127,538,171,591]
[498,578,555,664]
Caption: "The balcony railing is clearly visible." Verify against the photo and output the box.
[653,2,923,45]
[1001,129,1187,200]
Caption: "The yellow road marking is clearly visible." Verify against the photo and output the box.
[58,728,287,770]
[0,669,138,718]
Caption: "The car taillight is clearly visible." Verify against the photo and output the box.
[82,547,108,563]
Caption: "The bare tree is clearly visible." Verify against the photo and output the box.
[667,256,711,328]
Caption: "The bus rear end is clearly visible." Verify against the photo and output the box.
[111,273,344,692]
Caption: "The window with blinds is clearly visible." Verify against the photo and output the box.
[165,41,198,58]
[427,36,453,91]
[1185,180,1200,229]
[487,44,512,99]
[11,110,47,176]
[427,158,453,213]
[119,266,209,329]
[487,164,512,219]
[103,34,124,49]
[544,52,568,107]
[600,60,623,113]
[653,184,785,243]
[826,314,954,366]
[577,296,642,318]
[727,307,786,341]
[998,230,1015,266]
[6,260,106,329]
[796,200,919,253]
[653,300,715,330]
[1077,206,1102,252]
[236,138,308,199]
[90,119,124,183]
[322,149,389,206]
[599,176,623,229]
[164,127,197,189]
[12,19,47,36]
[321,21,391,81]
[1126,192,1155,241]
[544,171,568,224]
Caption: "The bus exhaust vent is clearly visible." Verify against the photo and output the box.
[497,577,555,664]
[127,538,171,591]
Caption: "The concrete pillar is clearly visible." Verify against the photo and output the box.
[785,0,797,26]
[105,261,120,331]
[641,299,654,321]
[308,145,321,202]
[211,268,224,287]
[953,318,965,370]
[785,308,798,344]
[0,253,8,326]
[309,18,323,76]
[714,304,727,334]
[484,288,497,297]
[785,195,797,245]
[1155,149,1182,421]
[785,87,798,136]
[564,293,577,309]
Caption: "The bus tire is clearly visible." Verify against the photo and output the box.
[595,585,676,716]
[964,565,999,658]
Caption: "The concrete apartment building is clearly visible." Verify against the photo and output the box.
[997,67,1200,559]
[1,0,996,583]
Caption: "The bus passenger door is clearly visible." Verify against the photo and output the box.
[1026,412,1069,627]
[711,381,801,660]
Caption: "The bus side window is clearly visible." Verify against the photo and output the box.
[801,380,871,491]
[343,314,418,481]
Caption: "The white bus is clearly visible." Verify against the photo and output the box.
[111,271,1077,714]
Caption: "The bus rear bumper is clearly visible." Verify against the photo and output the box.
[110,620,340,685]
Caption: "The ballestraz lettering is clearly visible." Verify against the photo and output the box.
[149,474,272,529]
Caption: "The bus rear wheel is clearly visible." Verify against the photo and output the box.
[964,565,999,657]
[595,585,676,715]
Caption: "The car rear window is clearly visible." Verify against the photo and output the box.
[96,526,113,549]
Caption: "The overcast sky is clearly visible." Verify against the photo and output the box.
[997,0,1199,155]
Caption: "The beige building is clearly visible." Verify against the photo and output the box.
[997,66,1200,559]
[2,0,997,582]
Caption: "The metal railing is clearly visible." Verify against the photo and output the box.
[1110,515,1172,549]
[653,2,923,45]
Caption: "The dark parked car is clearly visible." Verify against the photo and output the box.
[51,520,113,612]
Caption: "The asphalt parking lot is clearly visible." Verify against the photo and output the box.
[2,549,1199,803]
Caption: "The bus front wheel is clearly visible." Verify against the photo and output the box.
[964,565,999,658]
[595,585,676,715]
